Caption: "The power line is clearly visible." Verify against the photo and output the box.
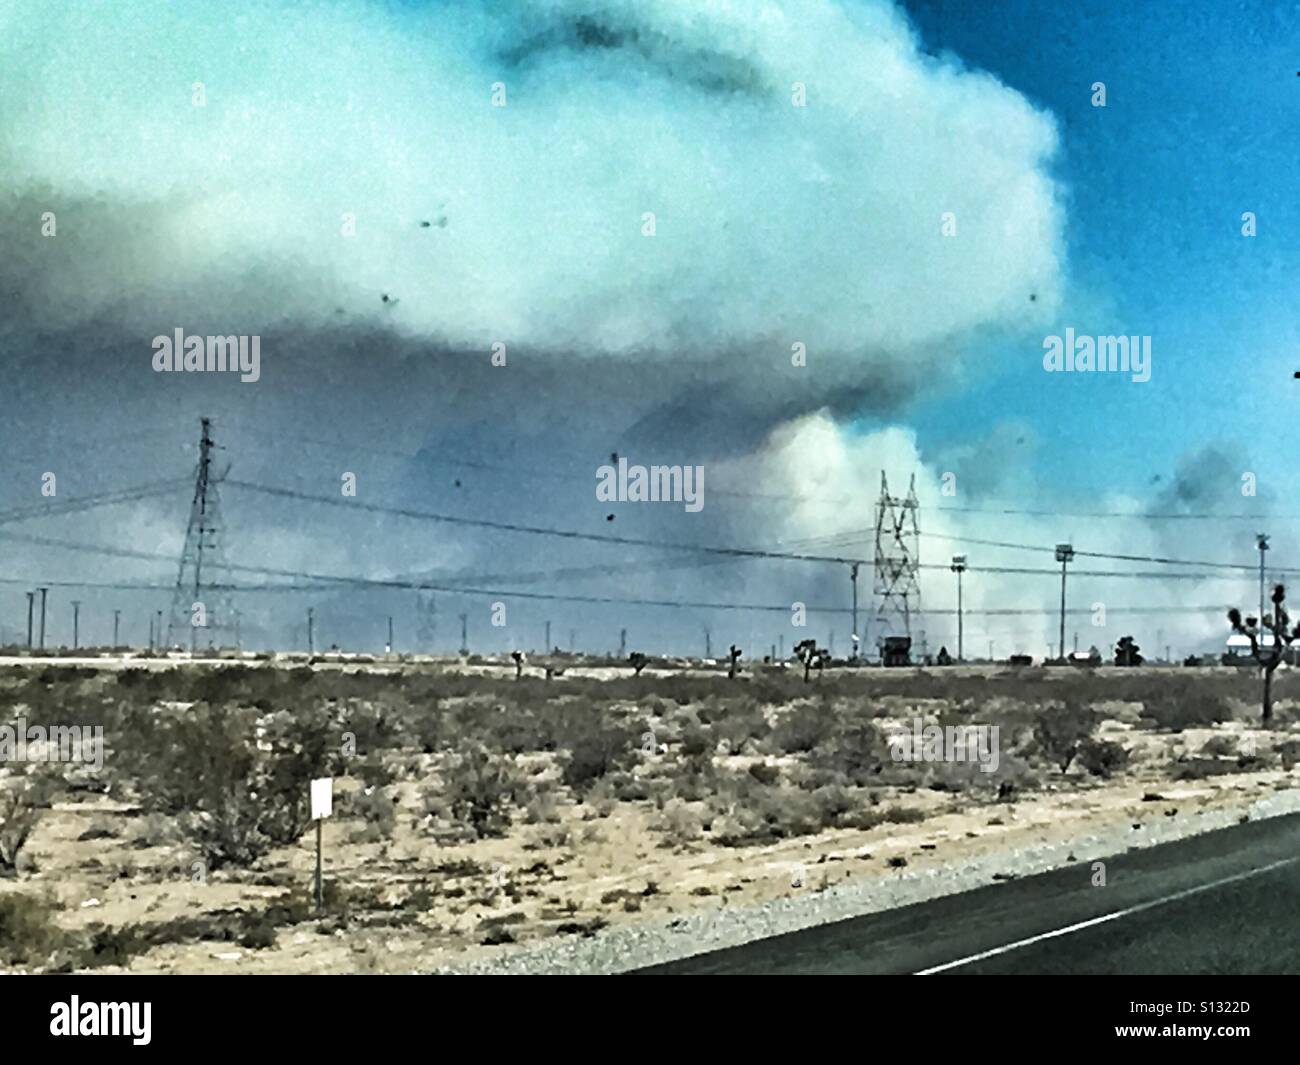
[916,530,1260,573]
[0,479,190,527]
[211,420,1300,523]
[0,574,1244,619]
[225,479,1283,578]
[227,480,874,565]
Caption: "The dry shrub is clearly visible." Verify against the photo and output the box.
[349,786,397,841]
[0,773,54,873]
[1075,737,1130,778]
[1140,689,1231,732]
[120,703,345,869]
[770,703,835,754]
[433,745,523,839]
[651,798,703,848]
[1029,703,1098,772]
[0,892,66,967]
[562,723,636,793]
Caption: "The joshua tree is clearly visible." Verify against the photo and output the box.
[1114,636,1143,667]
[794,639,826,683]
[1229,583,1299,723]
[629,651,648,676]
[727,645,742,679]
[511,650,525,679]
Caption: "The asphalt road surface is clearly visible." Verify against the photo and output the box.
[636,812,1300,974]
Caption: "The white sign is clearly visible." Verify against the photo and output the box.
[310,777,333,820]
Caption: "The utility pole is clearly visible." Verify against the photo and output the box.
[113,609,121,648]
[38,587,48,651]
[545,620,551,653]
[148,613,154,651]
[1257,534,1270,629]
[988,639,994,662]
[778,634,784,660]
[950,555,966,662]
[71,600,81,650]
[704,627,712,659]
[25,591,34,649]
[458,612,469,655]
[386,615,393,654]
[307,607,315,655]
[619,628,627,657]
[1055,544,1074,665]
[233,609,242,651]
[1073,631,1079,654]
[850,562,860,661]
[156,609,163,651]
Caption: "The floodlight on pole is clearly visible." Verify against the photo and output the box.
[1055,544,1074,665]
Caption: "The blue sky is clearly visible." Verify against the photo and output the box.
[900,0,1299,501]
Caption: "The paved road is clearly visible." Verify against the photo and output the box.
[636,812,1300,974]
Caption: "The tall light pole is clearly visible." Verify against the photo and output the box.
[459,612,469,655]
[545,620,551,653]
[38,587,48,651]
[1257,533,1270,632]
[307,607,315,655]
[1055,544,1074,665]
[71,600,81,650]
[386,615,393,654]
[850,562,860,661]
[113,609,121,649]
[25,591,34,650]
[156,609,163,651]
[950,555,967,662]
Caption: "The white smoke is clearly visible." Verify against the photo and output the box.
[0,0,1063,370]
[732,413,1255,659]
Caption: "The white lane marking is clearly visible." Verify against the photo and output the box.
[915,855,1299,975]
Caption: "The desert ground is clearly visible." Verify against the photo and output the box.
[2,655,1298,973]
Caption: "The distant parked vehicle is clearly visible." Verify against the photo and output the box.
[880,636,912,667]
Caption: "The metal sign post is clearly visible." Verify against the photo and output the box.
[310,777,333,913]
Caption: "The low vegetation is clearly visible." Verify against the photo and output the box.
[0,658,1294,971]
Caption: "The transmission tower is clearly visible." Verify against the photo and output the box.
[166,418,236,651]
[872,471,921,651]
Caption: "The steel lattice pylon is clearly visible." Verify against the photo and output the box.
[872,471,921,650]
[166,418,237,652]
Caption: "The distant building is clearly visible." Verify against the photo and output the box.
[1222,633,1300,666]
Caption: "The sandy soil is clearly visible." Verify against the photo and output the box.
[4,710,1292,974]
